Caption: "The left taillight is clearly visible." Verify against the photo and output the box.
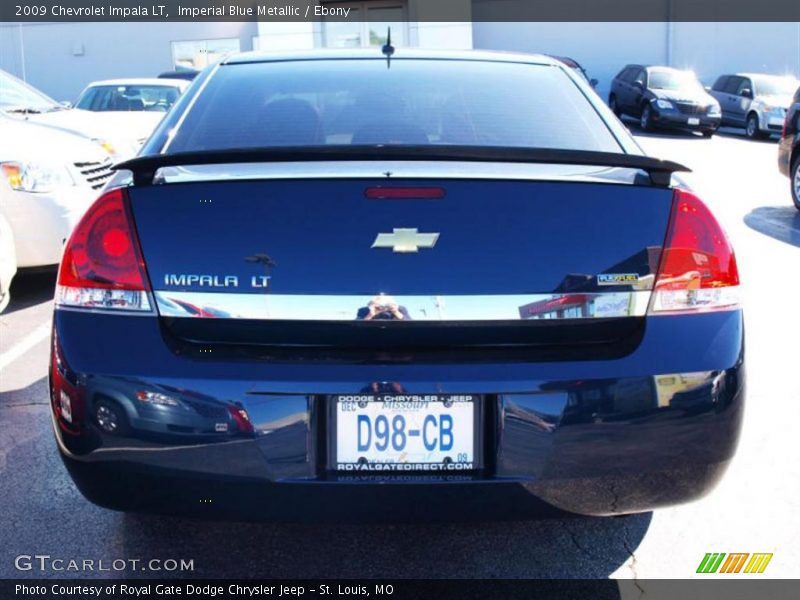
[56,187,152,312]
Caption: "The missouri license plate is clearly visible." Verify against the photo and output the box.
[688,117,700,125]
[334,394,476,472]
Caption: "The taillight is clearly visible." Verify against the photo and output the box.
[649,189,740,314]
[228,405,254,434]
[56,187,152,312]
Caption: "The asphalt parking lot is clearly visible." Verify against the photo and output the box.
[1,125,798,581]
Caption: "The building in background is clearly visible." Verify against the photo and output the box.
[1,1,798,101]
[0,21,260,101]
[473,21,800,100]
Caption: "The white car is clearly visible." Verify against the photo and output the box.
[0,69,138,160]
[0,114,113,279]
[72,78,190,148]
[0,210,16,312]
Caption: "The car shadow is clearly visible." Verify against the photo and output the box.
[623,119,780,143]
[714,127,780,144]
[622,119,708,140]
[744,205,800,248]
[4,269,56,316]
[116,503,652,580]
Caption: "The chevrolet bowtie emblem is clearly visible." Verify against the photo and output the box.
[371,228,440,253]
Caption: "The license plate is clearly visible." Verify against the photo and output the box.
[768,117,784,127]
[334,394,476,472]
[688,117,700,125]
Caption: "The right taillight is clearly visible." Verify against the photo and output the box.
[56,187,152,312]
[649,188,740,314]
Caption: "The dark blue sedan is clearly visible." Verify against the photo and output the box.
[50,49,743,518]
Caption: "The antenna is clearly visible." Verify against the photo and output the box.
[381,27,394,68]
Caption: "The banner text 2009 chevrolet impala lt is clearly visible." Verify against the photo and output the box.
[49,49,743,518]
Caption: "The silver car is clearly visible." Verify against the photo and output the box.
[710,73,800,138]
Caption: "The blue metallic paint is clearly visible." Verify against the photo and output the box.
[51,309,744,516]
[129,179,673,296]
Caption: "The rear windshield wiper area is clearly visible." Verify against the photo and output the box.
[116,146,690,188]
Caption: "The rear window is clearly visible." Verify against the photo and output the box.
[165,58,621,153]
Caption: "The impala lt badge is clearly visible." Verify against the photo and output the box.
[372,228,440,253]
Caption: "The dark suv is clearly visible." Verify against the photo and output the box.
[778,85,800,210]
[609,65,721,136]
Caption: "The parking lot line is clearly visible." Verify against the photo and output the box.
[0,323,50,373]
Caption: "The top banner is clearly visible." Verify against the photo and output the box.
[2,0,800,22]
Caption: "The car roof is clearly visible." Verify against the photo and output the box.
[732,72,799,80]
[644,65,686,73]
[85,78,189,88]
[223,48,559,67]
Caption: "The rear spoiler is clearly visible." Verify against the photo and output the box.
[115,146,690,188]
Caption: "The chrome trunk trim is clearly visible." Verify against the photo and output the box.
[154,291,652,321]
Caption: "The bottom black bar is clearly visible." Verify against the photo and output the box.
[3,580,799,600]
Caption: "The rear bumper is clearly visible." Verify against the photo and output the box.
[651,110,720,132]
[51,309,745,517]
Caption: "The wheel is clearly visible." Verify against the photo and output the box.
[701,130,714,138]
[640,104,653,131]
[94,398,130,436]
[609,95,621,117]
[792,157,800,211]
[746,113,764,139]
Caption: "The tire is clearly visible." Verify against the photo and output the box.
[640,104,653,131]
[792,156,800,211]
[93,398,130,436]
[609,94,621,117]
[701,130,714,138]
[746,113,764,139]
